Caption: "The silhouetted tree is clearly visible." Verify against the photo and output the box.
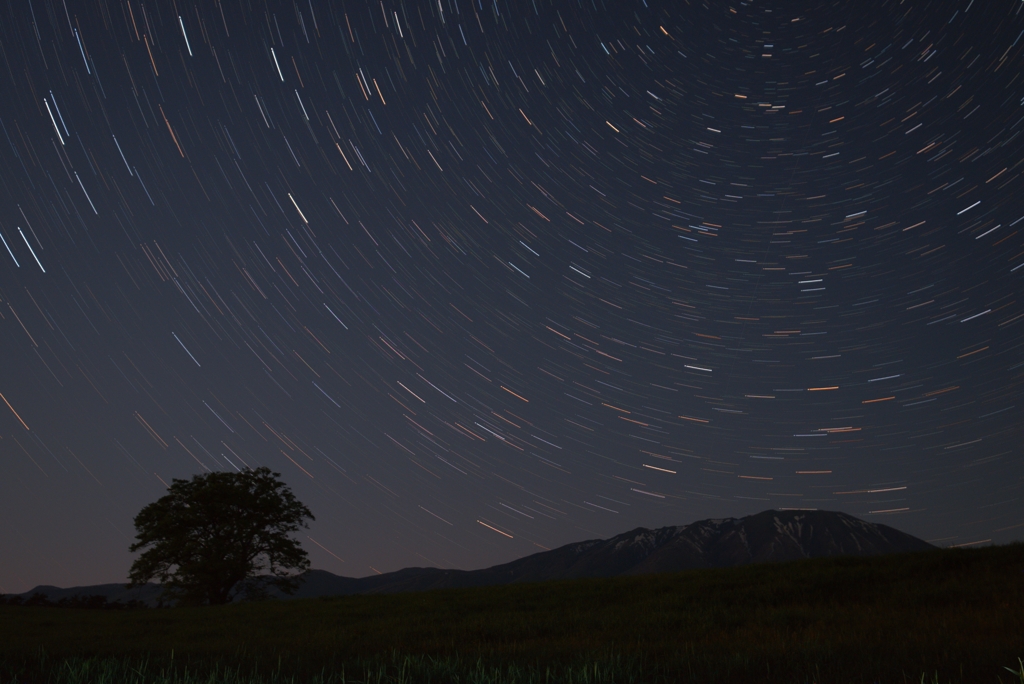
[126,467,314,607]
[23,592,51,607]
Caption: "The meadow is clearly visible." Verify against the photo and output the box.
[1,542,1021,684]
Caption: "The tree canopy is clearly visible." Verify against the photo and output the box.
[126,467,314,607]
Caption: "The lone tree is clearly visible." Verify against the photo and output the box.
[127,467,314,607]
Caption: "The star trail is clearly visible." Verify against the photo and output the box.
[1,0,1022,593]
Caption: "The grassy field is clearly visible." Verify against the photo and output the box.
[1,542,1022,684]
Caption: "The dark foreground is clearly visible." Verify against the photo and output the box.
[1,543,1022,683]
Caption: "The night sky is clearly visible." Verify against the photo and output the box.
[1,0,1022,595]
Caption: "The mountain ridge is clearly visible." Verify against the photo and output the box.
[4,509,937,607]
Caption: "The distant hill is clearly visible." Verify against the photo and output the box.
[3,582,160,608]
[4,509,936,607]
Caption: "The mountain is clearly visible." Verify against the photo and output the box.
[272,508,936,598]
[4,509,936,607]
